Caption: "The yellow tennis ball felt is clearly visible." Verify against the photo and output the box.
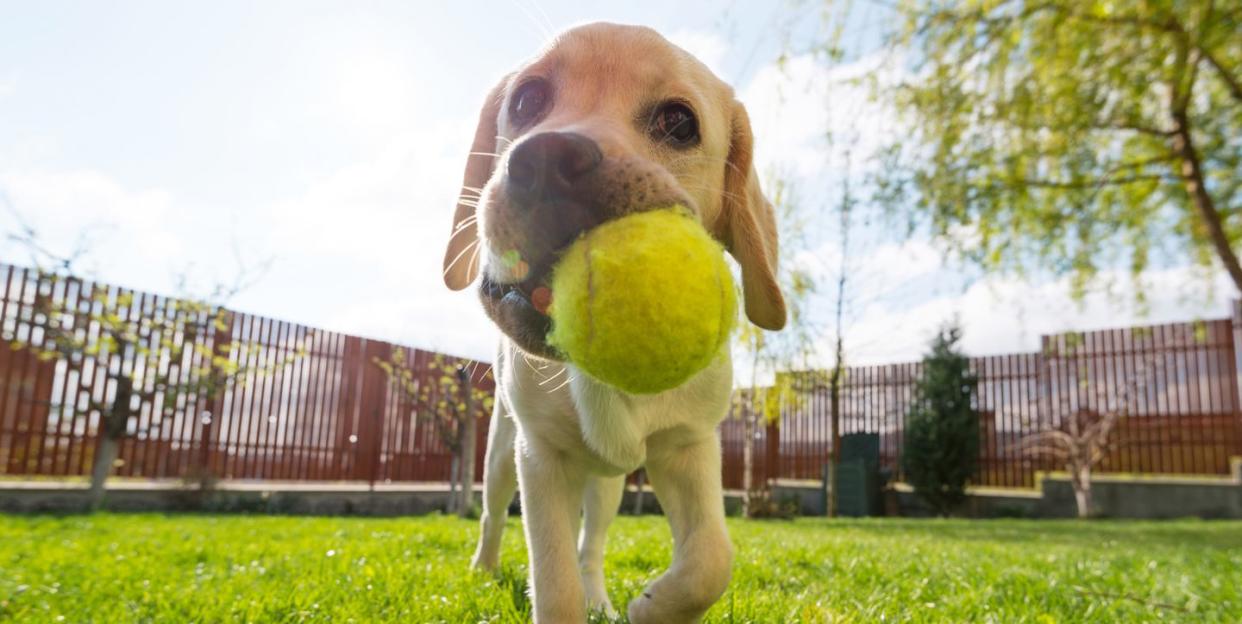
[547,208,736,394]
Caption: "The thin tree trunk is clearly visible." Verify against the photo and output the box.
[828,381,841,518]
[458,391,477,518]
[742,347,762,518]
[1169,79,1242,292]
[89,435,120,510]
[90,376,133,511]
[452,454,462,514]
[1073,464,1092,519]
[828,155,851,518]
[741,408,754,518]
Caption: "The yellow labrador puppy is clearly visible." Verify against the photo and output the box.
[442,22,785,623]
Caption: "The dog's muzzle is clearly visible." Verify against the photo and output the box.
[478,131,607,359]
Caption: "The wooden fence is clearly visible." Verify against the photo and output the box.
[726,316,1242,489]
[2,264,1240,492]
[0,265,491,486]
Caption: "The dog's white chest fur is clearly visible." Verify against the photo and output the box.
[496,339,733,474]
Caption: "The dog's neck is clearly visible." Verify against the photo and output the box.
[497,338,734,474]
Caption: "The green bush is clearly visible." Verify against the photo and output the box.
[901,323,979,516]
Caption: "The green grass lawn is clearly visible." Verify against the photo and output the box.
[1,513,1239,623]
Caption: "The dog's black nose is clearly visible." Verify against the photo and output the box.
[507,132,602,203]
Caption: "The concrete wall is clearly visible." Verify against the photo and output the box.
[771,479,827,516]
[0,480,743,518]
[0,481,478,516]
[892,485,1043,518]
[1034,472,1242,519]
[772,458,1242,519]
[3,461,1238,519]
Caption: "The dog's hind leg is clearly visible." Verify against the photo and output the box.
[578,474,625,617]
[471,397,518,572]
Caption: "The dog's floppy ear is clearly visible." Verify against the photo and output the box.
[443,75,511,290]
[721,100,786,330]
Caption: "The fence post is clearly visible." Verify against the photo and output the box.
[1231,301,1242,457]
[360,340,390,489]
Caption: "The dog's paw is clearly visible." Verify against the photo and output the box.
[627,591,702,624]
[469,551,498,573]
[582,570,617,619]
[587,599,619,621]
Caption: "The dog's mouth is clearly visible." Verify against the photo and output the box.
[478,262,560,359]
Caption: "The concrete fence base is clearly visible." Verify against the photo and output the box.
[889,461,1242,519]
[0,480,480,516]
[2,460,1238,519]
[0,479,739,517]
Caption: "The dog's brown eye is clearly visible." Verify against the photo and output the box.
[510,80,550,126]
[650,102,699,147]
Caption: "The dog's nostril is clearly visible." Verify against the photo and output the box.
[508,157,539,194]
[507,132,601,202]
[556,135,601,181]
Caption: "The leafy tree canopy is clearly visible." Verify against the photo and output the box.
[868,0,1242,297]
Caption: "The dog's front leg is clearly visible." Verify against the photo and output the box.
[578,474,624,617]
[628,436,732,624]
[516,434,588,623]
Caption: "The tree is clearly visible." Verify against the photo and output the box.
[859,0,1242,297]
[824,145,860,518]
[26,271,301,508]
[6,212,294,509]
[1018,327,1195,517]
[375,349,492,517]
[901,322,979,516]
[732,174,821,517]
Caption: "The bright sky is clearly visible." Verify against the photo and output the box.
[0,1,1233,367]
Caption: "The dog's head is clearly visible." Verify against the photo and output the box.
[442,22,786,359]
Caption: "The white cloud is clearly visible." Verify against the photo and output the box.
[740,51,903,181]
[666,29,728,78]
[227,115,499,360]
[0,169,181,283]
[0,73,15,100]
[0,114,503,361]
[837,264,1235,366]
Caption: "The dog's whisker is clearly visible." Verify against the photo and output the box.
[510,0,555,42]
[663,153,745,179]
[447,222,478,239]
[466,241,482,278]
[442,239,480,277]
[547,373,573,394]
[520,350,542,376]
[525,0,556,38]
[536,366,566,386]
[675,182,749,205]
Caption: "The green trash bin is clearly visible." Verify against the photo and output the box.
[827,433,883,517]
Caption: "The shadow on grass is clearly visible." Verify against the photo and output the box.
[495,563,532,618]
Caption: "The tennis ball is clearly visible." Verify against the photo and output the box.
[547,208,736,394]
